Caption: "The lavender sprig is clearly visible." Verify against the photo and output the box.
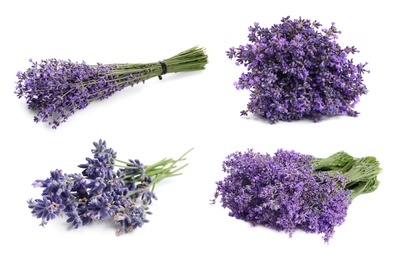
[16,47,207,128]
[212,149,381,243]
[28,139,192,236]
[227,16,368,123]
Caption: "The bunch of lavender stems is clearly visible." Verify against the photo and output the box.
[227,17,368,123]
[15,47,207,128]
[213,149,381,242]
[109,47,208,81]
[28,139,192,236]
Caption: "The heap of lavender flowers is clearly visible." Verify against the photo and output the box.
[212,149,381,242]
[227,16,369,123]
[28,139,191,236]
[15,47,207,128]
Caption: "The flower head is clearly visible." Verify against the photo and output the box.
[227,16,369,123]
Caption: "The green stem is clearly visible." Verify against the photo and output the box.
[66,47,207,101]
[124,148,193,196]
[113,164,141,169]
[114,158,131,165]
[147,148,194,191]
[314,151,382,199]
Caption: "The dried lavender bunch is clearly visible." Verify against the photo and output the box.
[15,47,207,128]
[28,139,192,236]
[227,16,368,123]
[212,149,381,243]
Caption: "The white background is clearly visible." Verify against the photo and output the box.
[0,0,398,259]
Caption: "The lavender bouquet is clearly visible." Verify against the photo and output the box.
[227,17,368,123]
[15,47,207,128]
[212,149,381,242]
[28,139,191,236]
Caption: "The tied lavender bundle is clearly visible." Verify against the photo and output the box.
[227,16,368,123]
[28,139,192,236]
[15,47,207,128]
[212,149,381,243]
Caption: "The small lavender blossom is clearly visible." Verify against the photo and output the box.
[28,139,191,236]
[16,47,207,128]
[227,16,369,123]
[213,149,381,243]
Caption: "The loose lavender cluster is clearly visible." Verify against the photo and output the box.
[15,47,207,128]
[28,139,189,236]
[213,149,353,243]
[227,16,369,123]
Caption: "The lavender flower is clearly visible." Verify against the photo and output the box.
[16,47,207,128]
[28,139,192,236]
[227,17,369,123]
[212,149,381,243]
